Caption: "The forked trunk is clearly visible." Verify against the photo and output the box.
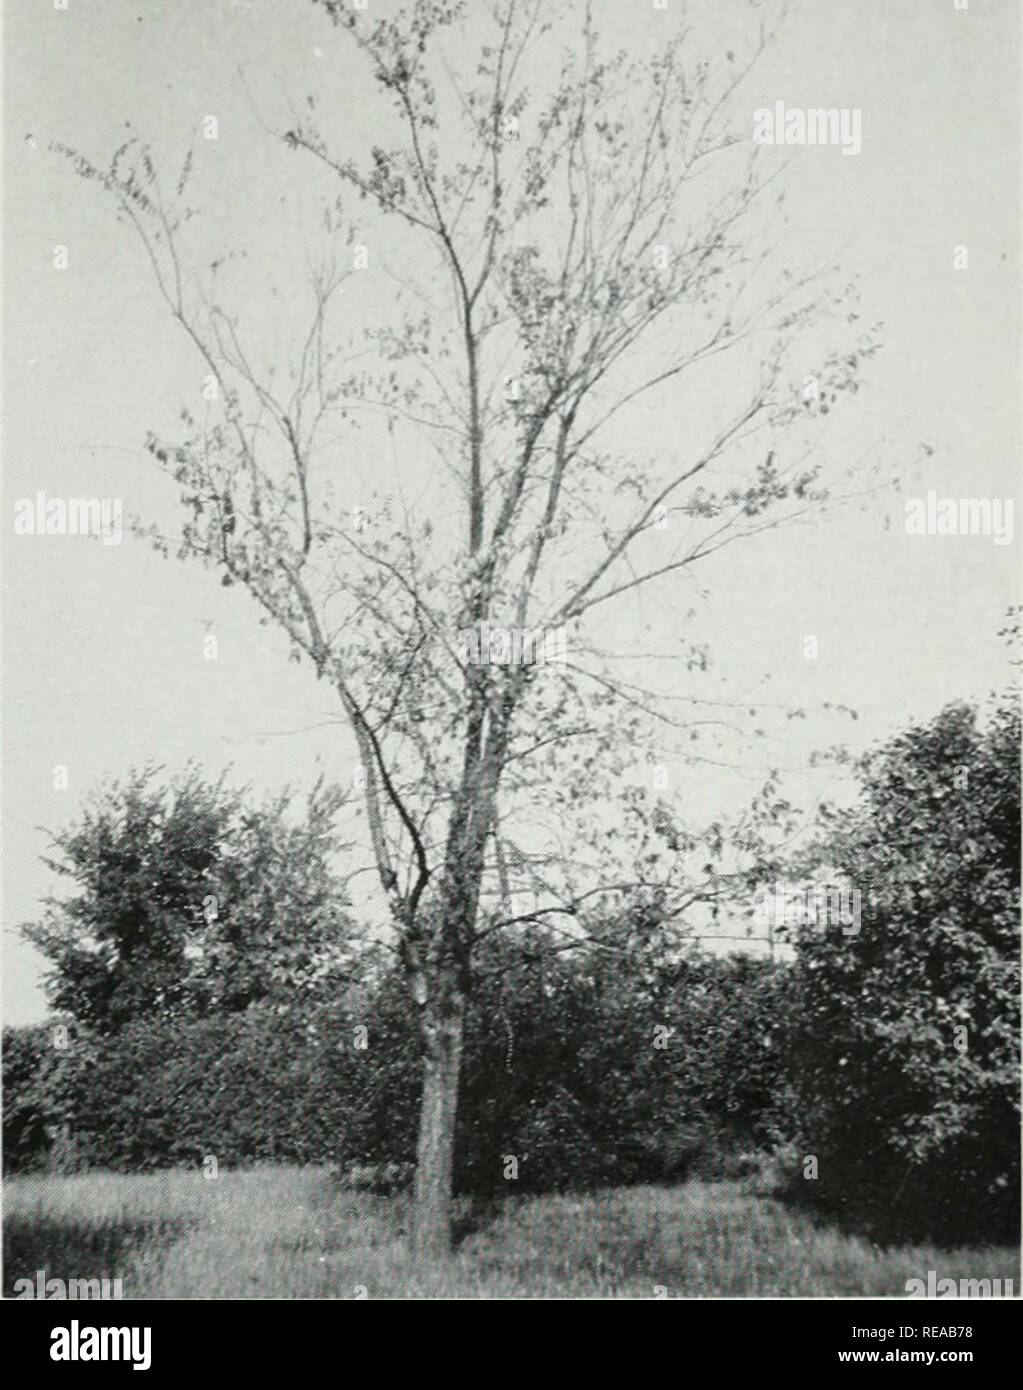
[411,989,465,1260]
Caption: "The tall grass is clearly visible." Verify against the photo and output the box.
[3,1165,1018,1299]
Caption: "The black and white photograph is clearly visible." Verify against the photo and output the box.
[2,0,1020,1332]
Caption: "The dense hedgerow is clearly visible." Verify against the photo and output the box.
[3,943,788,1192]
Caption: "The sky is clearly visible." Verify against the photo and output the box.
[2,0,1019,1023]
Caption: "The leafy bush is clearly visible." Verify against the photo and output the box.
[785,698,1020,1244]
[2,1025,58,1173]
[453,932,791,1195]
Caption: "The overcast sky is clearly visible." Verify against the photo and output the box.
[3,0,1019,1023]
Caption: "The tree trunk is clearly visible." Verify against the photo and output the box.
[407,689,511,1257]
[411,987,465,1260]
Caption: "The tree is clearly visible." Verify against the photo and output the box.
[22,765,355,1033]
[56,0,882,1254]
[787,697,1020,1242]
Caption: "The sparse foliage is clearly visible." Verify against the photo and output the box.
[54,0,883,1251]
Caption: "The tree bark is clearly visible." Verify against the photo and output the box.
[411,984,465,1260]
[408,692,514,1256]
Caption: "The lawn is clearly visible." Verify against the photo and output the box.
[3,1165,1018,1299]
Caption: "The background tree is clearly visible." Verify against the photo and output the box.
[56,0,882,1253]
[786,697,1020,1243]
[22,765,355,1033]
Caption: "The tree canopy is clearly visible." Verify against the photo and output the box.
[22,766,356,1033]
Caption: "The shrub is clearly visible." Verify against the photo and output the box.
[785,699,1020,1244]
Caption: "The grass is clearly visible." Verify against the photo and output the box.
[3,1165,1018,1299]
